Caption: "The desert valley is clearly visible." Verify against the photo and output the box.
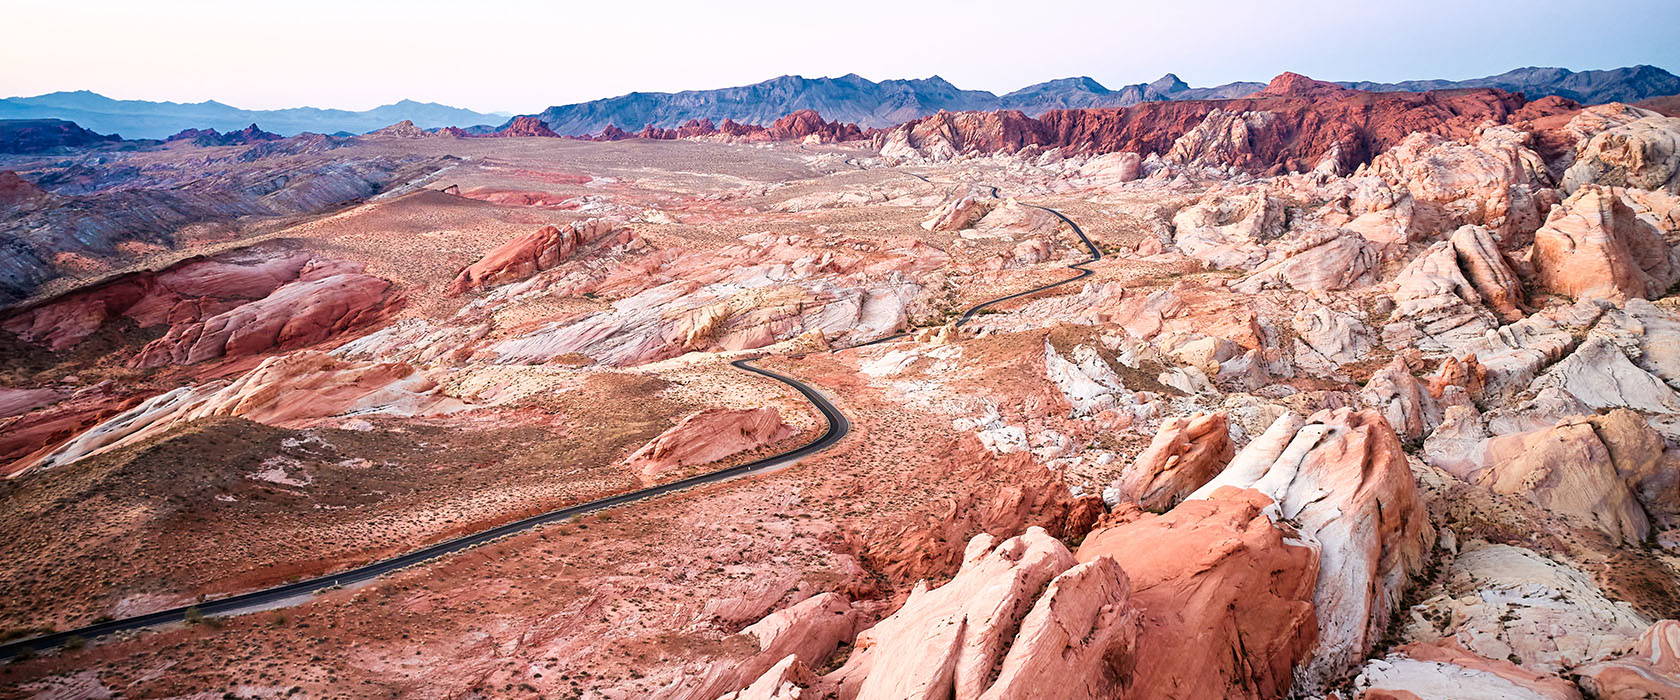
[3,38,1680,700]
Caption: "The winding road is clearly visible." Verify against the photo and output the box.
[0,195,1101,660]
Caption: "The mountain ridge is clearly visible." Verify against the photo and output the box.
[521,65,1680,136]
[5,65,1675,140]
[0,92,507,139]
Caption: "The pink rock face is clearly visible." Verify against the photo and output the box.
[1576,620,1680,699]
[821,527,1093,699]
[488,116,561,138]
[448,219,627,295]
[30,351,465,472]
[1534,185,1680,301]
[1110,412,1233,511]
[718,655,818,700]
[0,387,61,420]
[1364,127,1552,240]
[1076,487,1320,700]
[1357,643,1584,700]
[1186,409,1433,694]
[2,252,315,350]
[130,272,392,368]
[1561,113,1680,195]
[1427,354,1487,402]
[920,187,998,231]
[1384,224,1527,351]
[1466,409,1670,543]
[1360,356,1441,443]
[977,556,1142,700]
[621,407,794,486]
[694,593,862,700]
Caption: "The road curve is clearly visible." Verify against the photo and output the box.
[0,198,1098,659]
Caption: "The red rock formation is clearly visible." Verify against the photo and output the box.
[1427,354,1487,402]
[366,120,429,138]
[1575,619,1680,698]
[1075,487,1320,700]
[876,73,1577,173]
[130,272,392,367]
[168,124,282,146]
[858,439,1104,584]
[1109,412,1233,511]
[1186,409,1433,693]
[0,170,47,207]
[979,556,1142,699]
[819,527,1140,699]
[1253,71,1358,99]
[2,252,317,350]
[1461,409,1671,543]
[586,110,865,144]
[621,407,794,486]
[592,124,631,141]
[1534,185,1680,301]
[448,219,628,295]
[488,116,561,138]
[765,109,864,142]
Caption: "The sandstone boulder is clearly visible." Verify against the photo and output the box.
[1562,114,1680,194]
[1456,409,1674,541]
[449,219,627,295]
[1170,189,1284,269]
[977,556,1142,700]
[1108,412,1233,511]
[1360,355,1442,443]
[1186,408,1434,693]
[921,187,999,231]
[824,527,1086,698]
[1292,303,1374,374]
[1533,185,1679,301]
[1364,126,1552,240]
[622,408,794,486]
[1532,335,1680,414]
[1075,487,1319,700]
[1383,225,1525,351]
[1230,228,1380,293]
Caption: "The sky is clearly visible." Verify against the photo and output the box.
[4,0,1677,114]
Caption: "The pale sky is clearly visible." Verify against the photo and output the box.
[3,0,1677,114]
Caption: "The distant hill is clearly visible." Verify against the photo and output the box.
[1341,65,1680,106]
[517,65,1680,136]
[0,91,505,140]
[0,119,121,154]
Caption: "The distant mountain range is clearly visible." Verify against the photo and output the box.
[0,91,506,140]
[521,65,1680,136]
[521,73,1264,135]
[5,65,1677,141]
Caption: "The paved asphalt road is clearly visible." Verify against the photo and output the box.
[0,198,1099,659]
